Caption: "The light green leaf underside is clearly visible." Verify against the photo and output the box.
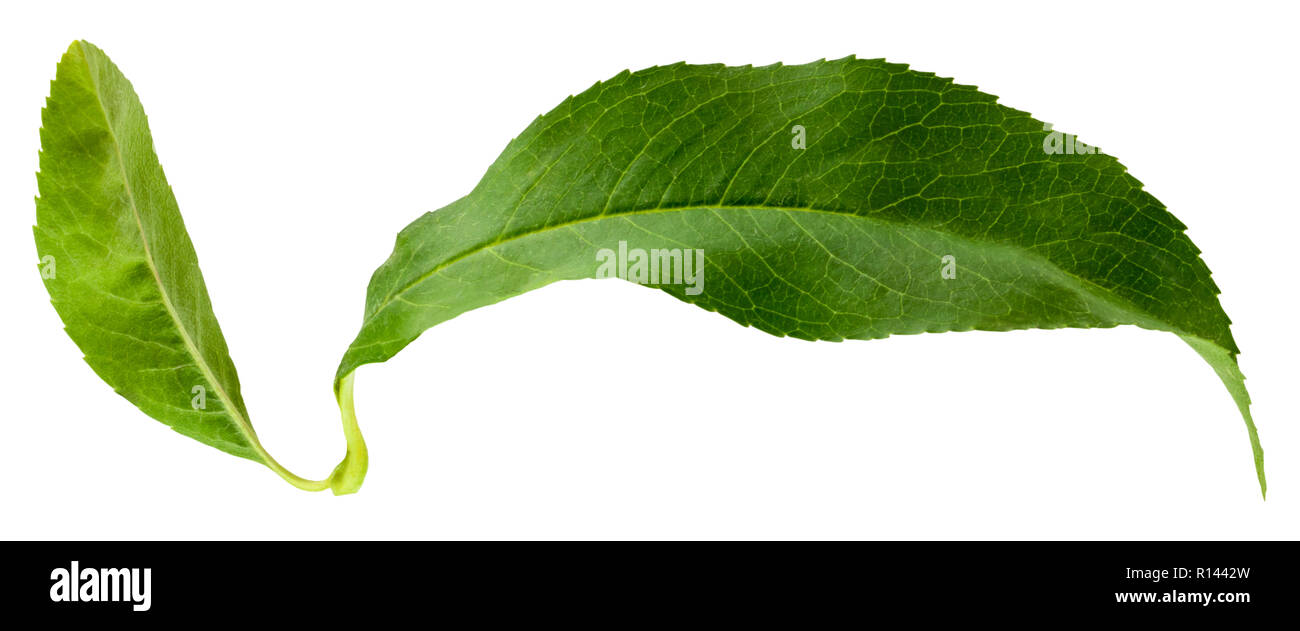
[338,58,1263,496]
[34,41,361,492]
[36,41,257,460]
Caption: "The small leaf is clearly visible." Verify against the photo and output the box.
[337,58,1264,496]
[34,41,365,493]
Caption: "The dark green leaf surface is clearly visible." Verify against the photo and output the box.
[338,58,1263,495]
[35,41,365,493]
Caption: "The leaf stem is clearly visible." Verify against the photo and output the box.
[328,371,369,495]
[256,371,368,494]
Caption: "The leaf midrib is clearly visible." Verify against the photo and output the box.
[78,45,262,456]
[367,201,1187,344]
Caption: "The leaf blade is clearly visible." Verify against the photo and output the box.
[36,40,262,461]
[33,41,360,492]
[338,58,1263,495]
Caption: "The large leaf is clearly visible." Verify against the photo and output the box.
[35,41,365,493]
[338,58,1263,496]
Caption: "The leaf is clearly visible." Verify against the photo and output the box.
[34,41,366,494]
[337,58,1263,496]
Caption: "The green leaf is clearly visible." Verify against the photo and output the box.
[337,58,1264,497]
[35,41,366,494]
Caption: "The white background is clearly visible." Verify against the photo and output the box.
[1,0,1296,540]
